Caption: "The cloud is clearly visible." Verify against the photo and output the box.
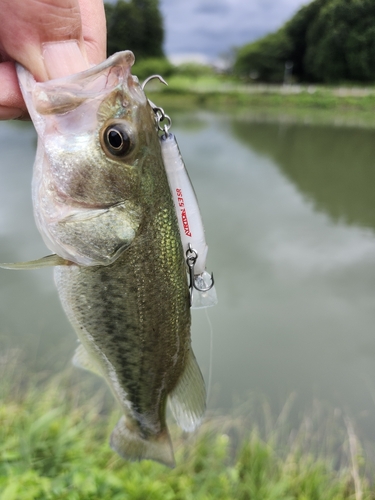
[104,0,311,58]
[159,0,311,58]
[194,0,230,15]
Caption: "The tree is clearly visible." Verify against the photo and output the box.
[133,0,164,58]
[305,0,375,82]
[105,0,164,60]
[284,0,330,80]
[234,29,293,82]
[234,0,375,83]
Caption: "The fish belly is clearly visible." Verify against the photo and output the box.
[54,237,191,466]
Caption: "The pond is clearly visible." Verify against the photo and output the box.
[2,111,375,449]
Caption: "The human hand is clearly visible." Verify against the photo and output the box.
[0,0,106,119]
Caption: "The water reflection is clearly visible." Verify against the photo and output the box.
[174,113,375,442]
[232,120,375,231]
[0,122,75,373]
[2,114,375,446]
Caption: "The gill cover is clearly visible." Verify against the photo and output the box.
[16,51,145,266]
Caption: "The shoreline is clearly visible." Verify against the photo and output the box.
[146,79,375,128]
[0,372,371,498]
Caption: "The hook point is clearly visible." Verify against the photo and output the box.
[142,74,168,90]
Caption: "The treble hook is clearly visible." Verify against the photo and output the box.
[141,74,168,91]
[185,244,215,306]
[141,75,172,135]
[141,75,168,111]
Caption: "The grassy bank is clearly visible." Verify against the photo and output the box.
[145,75,375,127]
[0,370,373,500]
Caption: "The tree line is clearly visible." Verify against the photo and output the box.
[105,0,164,60]
[234,0,375,84]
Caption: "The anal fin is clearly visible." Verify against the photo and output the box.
[72,344,102,377]
[168,349,206,432]
[0,254,70,270]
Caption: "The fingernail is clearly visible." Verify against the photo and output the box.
[0,107,26,120]
[42,40,89,80]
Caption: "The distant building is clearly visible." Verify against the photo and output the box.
[168,53,211,66]
[168,53,232,73]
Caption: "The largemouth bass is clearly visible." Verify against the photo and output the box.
[8,51,206,467]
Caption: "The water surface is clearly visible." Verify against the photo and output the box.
[2,113,375,446]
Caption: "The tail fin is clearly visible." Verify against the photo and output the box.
[110,416,175,468]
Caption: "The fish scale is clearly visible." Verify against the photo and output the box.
[54,204,190,431]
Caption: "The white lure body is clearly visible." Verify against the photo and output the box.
[160,133,217,308]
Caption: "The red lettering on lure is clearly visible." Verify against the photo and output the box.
[181,208,192,237]
[175,188,192,237]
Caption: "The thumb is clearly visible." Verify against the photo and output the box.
[0,0,89,81]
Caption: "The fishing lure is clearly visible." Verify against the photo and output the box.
[142,76,217,309]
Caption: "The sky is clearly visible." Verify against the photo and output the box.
[105,0,312,61]
[158,0,311,60]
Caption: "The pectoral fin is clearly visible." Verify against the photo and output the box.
[0,254,70,270]
[72,344,102,377]
[168,349,206,432]
[54,203,140,266]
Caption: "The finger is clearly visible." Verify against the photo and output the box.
[43,40,89,79]
[0,62,28,120]
[80,0,107,65]
[0,0,107,119]
[43,0,107,79]
[0,0,88,81]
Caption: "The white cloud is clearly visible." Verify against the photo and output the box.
[160,0,311,57]
[104,0,312,58]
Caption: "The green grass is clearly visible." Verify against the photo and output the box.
[144,75,375,128]
[0,370,373,499]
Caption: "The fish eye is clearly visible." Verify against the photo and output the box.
[102,124,132,157]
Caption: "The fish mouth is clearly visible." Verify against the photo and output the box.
[38,51,135,86]
[30,51,146,117]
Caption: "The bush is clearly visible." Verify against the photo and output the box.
[234,29,293,83]
[174,63,216,78]
[132,58,175,82]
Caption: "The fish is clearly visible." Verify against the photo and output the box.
[6,51,206,467]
